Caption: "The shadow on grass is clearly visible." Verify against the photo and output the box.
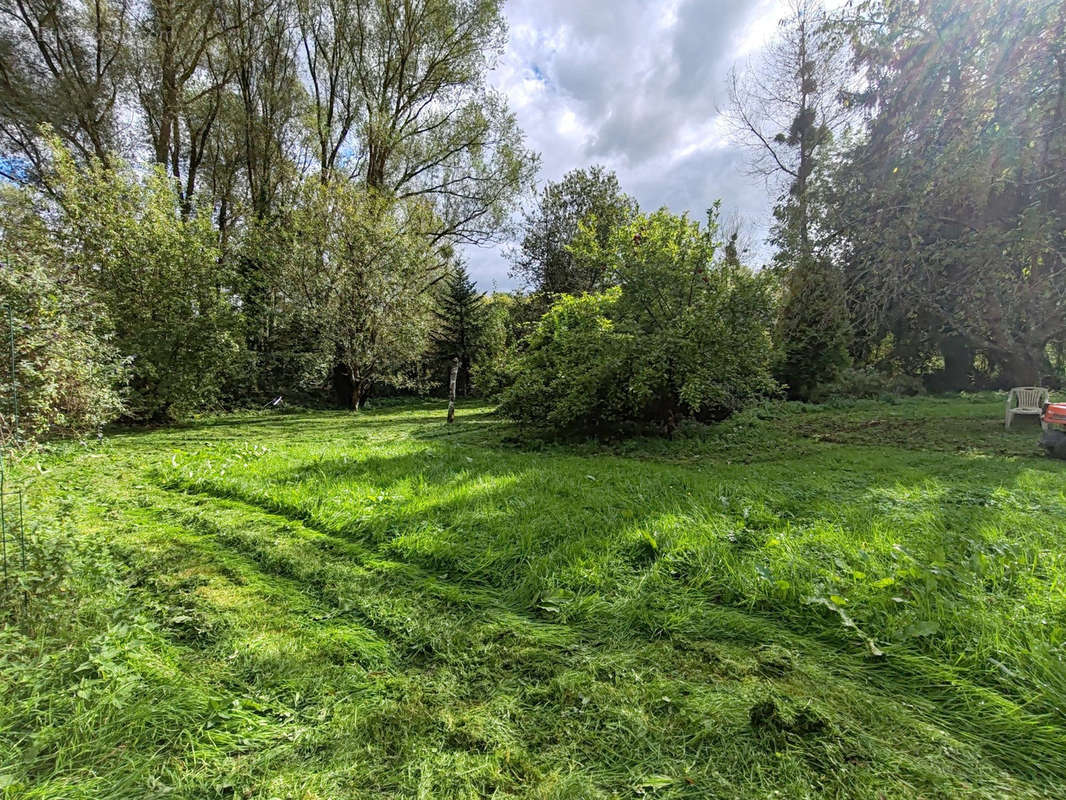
[160,432,1066,764]
[141,402,1066,711]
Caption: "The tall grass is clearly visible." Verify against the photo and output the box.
[2,395,1063,798]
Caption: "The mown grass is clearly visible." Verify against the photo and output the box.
[1,394,1064,798]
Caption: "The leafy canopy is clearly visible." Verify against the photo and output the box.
[511,166,638,296]
[830,0,1066,386]
[501,207,778,433]
[269,178,439,408]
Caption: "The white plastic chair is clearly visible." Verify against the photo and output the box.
[1005,386,1049,429]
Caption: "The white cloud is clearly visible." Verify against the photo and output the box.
[464,0,794,289]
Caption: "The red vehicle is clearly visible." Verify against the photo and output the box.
[1043,402,1066,430]
[1040,403,1066,459]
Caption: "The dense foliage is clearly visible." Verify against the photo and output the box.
[0,252,125,440]
[775,256,851,400]
[2,147,242,422]
[468,293,536,398]
[726,0,1066,393]
[510,166,638,295]
[0,0,534,238]
[267,179,438,409]
[0,0,535,437]
[2,0,1065,440]
[501,209,777,432]
[828,0,1066,387]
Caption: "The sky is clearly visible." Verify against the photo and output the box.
[463,0,794,290]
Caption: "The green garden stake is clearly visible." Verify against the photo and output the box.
[1,451,7,589]
[18,489,25,571]
[7,304,16,439]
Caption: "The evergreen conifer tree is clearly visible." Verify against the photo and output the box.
[432,263,487,396]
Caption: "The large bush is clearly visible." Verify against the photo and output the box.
[0,254,125,442]
[53,151,243,420]
[5,145,245,421]
[499,209,778,433]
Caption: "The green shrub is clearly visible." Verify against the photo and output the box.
[50,150,244,420]
[499,208,778,433]
[2,142,246,423]
[498,290,629,430]
[809,366,925,403]
[0,255,125,442]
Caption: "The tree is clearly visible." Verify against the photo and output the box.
[348,0,535,246]
[775,257,851,400]
[219,0,305,221]
[829,0,1066,387]
[0,0,132,179]
[134,0,229,203]
[274,178,437,409]
[296,0,360,179]
[501,207,778,434]
[1,142,243,420]
[730,0,851,399]
[468,293,515,397]
[1,0,533,248]
[431,262,486,396]
[511,165,638,295]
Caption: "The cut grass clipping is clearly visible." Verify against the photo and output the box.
[2,394,1064,798]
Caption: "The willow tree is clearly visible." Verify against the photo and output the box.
[347,0,536,245]
[0,0,132,179]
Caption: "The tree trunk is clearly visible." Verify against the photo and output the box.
[447,357,459,424]
[938,334,974,391]
[332,363,354,408]
[997,353,1043,390]
[350,369,370,412]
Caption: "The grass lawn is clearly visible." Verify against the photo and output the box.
[2,394,1065,798]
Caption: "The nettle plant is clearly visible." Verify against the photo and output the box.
[501,207,778,434]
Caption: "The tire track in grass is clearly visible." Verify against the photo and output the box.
[108,492,554,797]
[156,479,802,653]
[153,469,1066,791]
[146,482,1064,797]
[155,471,818,650]
[129,489,758,797]
[149,486,583,657]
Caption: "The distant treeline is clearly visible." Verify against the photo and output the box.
[0,0,1063,441]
